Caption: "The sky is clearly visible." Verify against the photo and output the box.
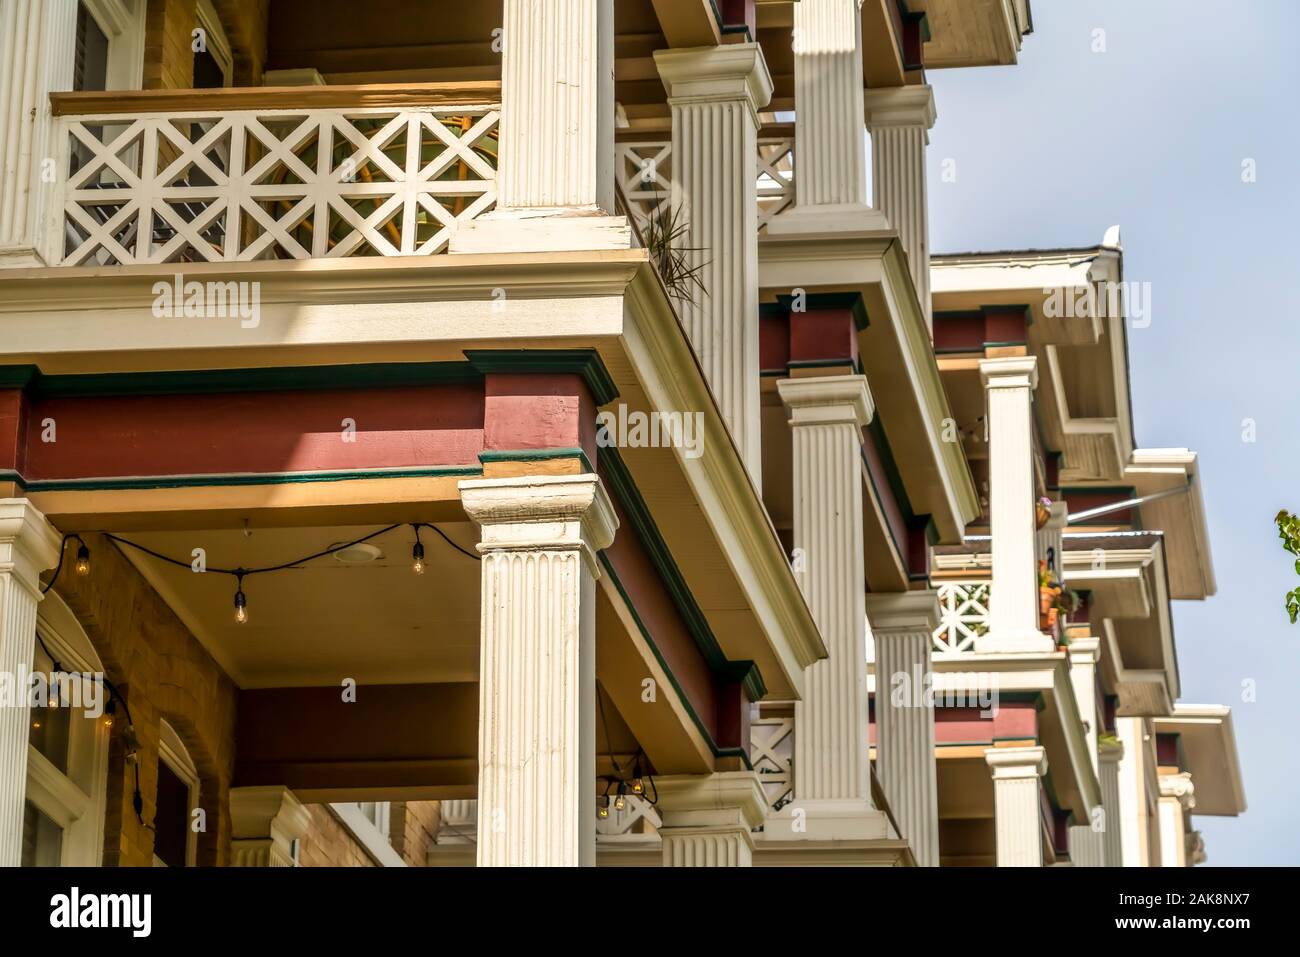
[923,0,1300,866]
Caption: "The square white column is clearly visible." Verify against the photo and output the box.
[0,499,63,866]
[1097,738,1125,866]
[1116,716,1156,866]
[977,356,1053,654]
[767,0,889,234]
[655,771,767,866]
[459,474,617,867]
[985,745,1047,867]
[863,86,937,328]
[1157,772,1195,868]
[0,0,76,266]
[451,0,629,253]
[653,43,772,487]
[229,786,311,867]
[866,590,941,866]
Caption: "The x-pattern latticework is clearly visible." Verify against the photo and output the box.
[616,140,673,235]
[750,716,794,811]
[58,105,499,265]
[933,581,992,654]
[755,136,795,232]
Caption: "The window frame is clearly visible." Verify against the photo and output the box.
[79,0,147,91]
[154,720,200,868]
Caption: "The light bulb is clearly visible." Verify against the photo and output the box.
[74,543,91,576]
[614,794,626,811]
[597,805,609,819]
[630,777,644,794]
[412,541,425,575]
[234,587,248,624]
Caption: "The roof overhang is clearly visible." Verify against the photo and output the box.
[1124,449,1216,599]
[760,230,980,543]
[908,0,1032,69]
[932,237,1137,487]
[1062,532,1180,714]
[0,251,826,701]
[1153,704,1247,816]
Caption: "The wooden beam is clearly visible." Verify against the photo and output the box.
[651,0,722,48]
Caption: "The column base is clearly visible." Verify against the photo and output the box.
[765,203,892,236]
[762,799,893,842]
[975,628,1057,654]
[753,834,914,867]
[0,245,49,268]
[450,209,631,253]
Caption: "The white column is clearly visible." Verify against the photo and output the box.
[864,86,937,328]
[0,0,76,266]
[1116,715,1153,866]
[977,356,1052,653]
[1157,772,1195,868]
[655,771,766,867]
[229,786,311,867]
[766,0,886,234]
[435,799,477,845]
[452,0,628,252]
[985,746,1047,867]
[653,44,772,487]
[866,590,941,867]
[1097,738,1125,866]
[1066,635,1105,865]
[459,474,617,867]
[767,376,887,841]
[0,499,62,866]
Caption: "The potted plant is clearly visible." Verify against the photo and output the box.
[1035,496,1053,530]
[1038,560,1062,631]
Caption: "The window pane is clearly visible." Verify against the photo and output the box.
[75,3,110,93]
[194,47,226,89]
[154,760,191,868]
[28,645,71,774]
[21,801,63,867]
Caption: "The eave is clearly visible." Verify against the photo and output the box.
[759,231,980,543]
[1152,704,1247,816]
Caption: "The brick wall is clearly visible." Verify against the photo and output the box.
[390,801,441,866]
[50,532,239,867]
[297,805,377,868]
[143,0,199,90]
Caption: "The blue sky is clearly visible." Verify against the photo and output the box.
[924,0,1300,866]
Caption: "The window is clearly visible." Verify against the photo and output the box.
[21,594,110,867]
[74,3,111,92]
[193,0,233,88]
[153,721,199,867]
[75,0,147,92]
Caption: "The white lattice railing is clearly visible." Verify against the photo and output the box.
[933,581,991,654]
[615,132,795,238]
[751,715,794,811]
[595,795,661,839]
[55,100,499,266]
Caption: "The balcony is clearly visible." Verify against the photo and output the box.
[49,83,500,266]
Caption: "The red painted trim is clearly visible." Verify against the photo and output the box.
[484,373,596,463]
[983,307,1029,345]
[933,700,1039,744]
[933,313,984,352]
[759,307,791,373]
[789,308,858,367]
[598,481,721,744]
[862,424,909,562]
[0,390,28,473]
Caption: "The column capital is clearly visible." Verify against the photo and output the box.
[863,84,937,130]
[654,770,768,831]
[776,374,874,428]
[229,786,310,867]
[1098,737,1126,764]
[979,355,1039,391]
[1158,771,1196,810]
[865,589,942,635]
[653,42,774,119]
[0,499,64,594]
[1067,636,1102,665]
[985,745,1047,780]
[458,474,618,571]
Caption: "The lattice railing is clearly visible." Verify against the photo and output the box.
[933,581,991,654]
[56,104,499,265]
[595,795,661,838]
[615,133,795,237]
[751,716,794,811]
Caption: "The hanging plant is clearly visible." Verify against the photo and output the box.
[1035,496,1053,529]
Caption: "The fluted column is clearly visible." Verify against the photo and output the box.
[652,45,772,487]
[229,786,311,867]
[436,800,477,845]
[1097,739,1125,866]
[986,746,1047,867]
[1116,716,1155,866]
[978,357,1052,653]
[866,590,941,866]
[768,375,885,842]
[768,0,887,234]
[864,86,936,328]
[459,474,617,867]
[0,0,76,266]
[1066,636,1105,864]
[656,772,766,867]
[1157,772,1195,868]
[452,0,628,252]
[0,499,62,866]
